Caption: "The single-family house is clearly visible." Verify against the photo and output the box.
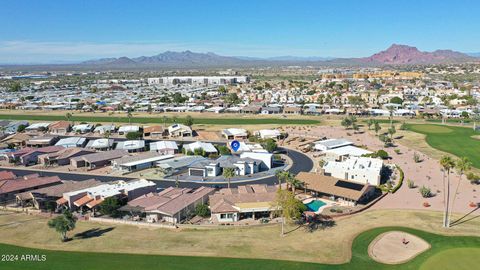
[15,179,102,209]
[70,149,128,169]
[19,146,64,166]
[38,147,95,166]
[112,152,173,173]
[118,125,140,135]
[296,172,375,206]
[26,135,59,148]
[0,174,62,202]
[222,128,248,140]
[283,106,302,114]
[86,138,115,151]
[58,179,156,211]
[183,141,217,154]
[322,156,383,185]
[25,122,51,133]
[314,138,353,151]
[149,141,178,155]
[115,140,145,153]
[72,124,94,134]
[256,129,281,139]
[209,184,279,223]
[48,121,71,134]
[168,124,192,137]
[55,137,87,148]
[93,125,116,135]
[143,125,166,138]
[123,186,215,224]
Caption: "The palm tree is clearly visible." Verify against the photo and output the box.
[163,115,168,128]
[223,167,236,189]
[287,176,302,194]
[275,171,291,190]
[448,157,471,227]
[440,155,455,228]
[387,105,395,127]
[65,112,73,125]
[127,111,133,124]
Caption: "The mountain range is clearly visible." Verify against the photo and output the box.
[2,44,478,70]
[80,44,478,68]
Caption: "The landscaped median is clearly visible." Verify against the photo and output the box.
[0,114,320,126]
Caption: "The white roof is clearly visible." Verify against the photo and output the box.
[72,124,93,131]
[222,128,247,136]
[314,138,353,150]
[324,145,372,157]
[94,125,116,132]
[184,141,217,153]
[149,141,178,151]
[116,140,145,150]
[324,157,383,173]
[257,129,281,137]
[25,122,50,130]
[168,124,191,133]
[64,179,155,199]
[237,142,267,153]
[120,154,174,167]
[87,138,114,148]
[118,125,140,133]
[55,137,86,147]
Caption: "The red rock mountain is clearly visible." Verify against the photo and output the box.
[361,44,473,64]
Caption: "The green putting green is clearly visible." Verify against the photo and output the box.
[407,124,480,168]
[420,248,480,270]
[0,227,478,270]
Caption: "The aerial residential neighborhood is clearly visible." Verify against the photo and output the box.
[0,1,479,270]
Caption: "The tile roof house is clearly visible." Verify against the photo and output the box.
[283,106,303,114]
[296,172,375,206]
[70,149,128,169]
[124,186,215,224]
[0,174,62,201]
[209,184,278,223]
[0,171,16,181]
[15,179,102,209]
[25,135,60,148]
[112,152,173,173]
[60,179,156,210]
[0,133,32,148]
[38,147,96,166]
[143,125,166,138]
[221,128,248,140]
[48,121,71,134]
[18,145,65,166]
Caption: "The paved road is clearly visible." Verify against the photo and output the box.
[2,147,313,189]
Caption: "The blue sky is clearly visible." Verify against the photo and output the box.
[1,0,479,63]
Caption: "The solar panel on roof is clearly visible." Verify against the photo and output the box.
[334,180,364,191]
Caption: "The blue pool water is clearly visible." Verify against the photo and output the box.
[305,200,327,212]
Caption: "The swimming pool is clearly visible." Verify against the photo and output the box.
[304,199,327,212]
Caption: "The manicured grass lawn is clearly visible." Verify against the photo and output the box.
[1,227,479,270]
[0,114,320,126]
[419,248,480,270]
[406,124,480,168]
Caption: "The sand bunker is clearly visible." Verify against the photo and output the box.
[368,231,430,264]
